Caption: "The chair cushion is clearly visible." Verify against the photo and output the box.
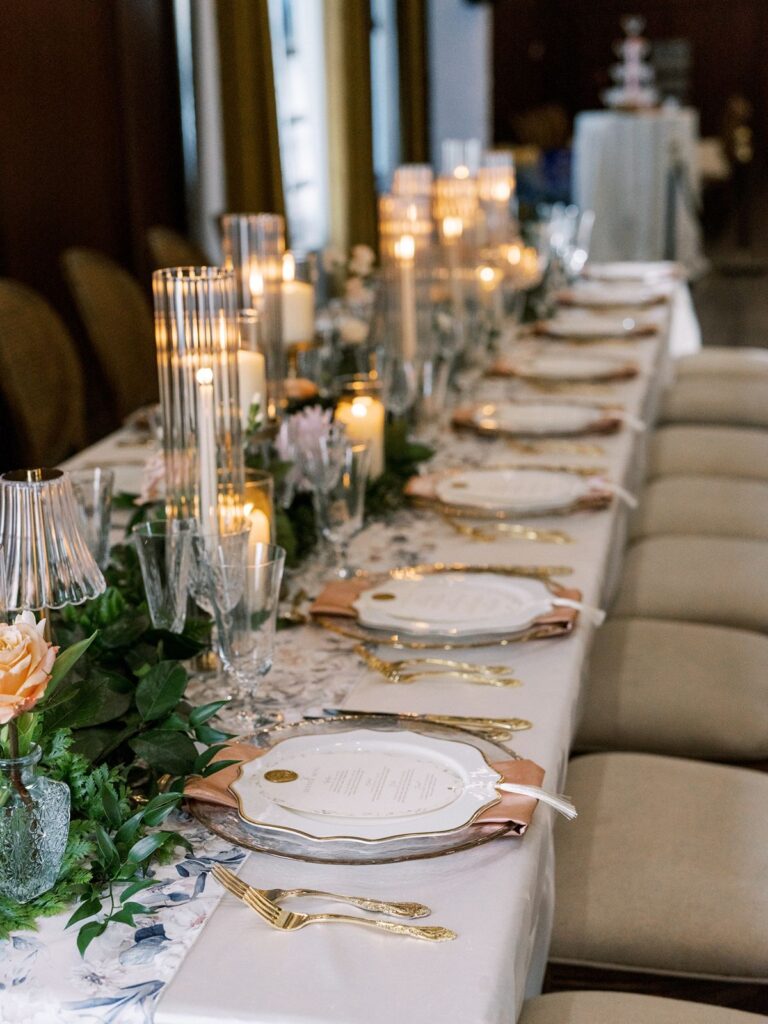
[630,476,768,541]
[613,536,768,633]
[520,991,766,1024]
[576,618,768,760]
[675,347,768,378]
[660,377,768,429]
[648,426,768,481]
[551,753,768,979]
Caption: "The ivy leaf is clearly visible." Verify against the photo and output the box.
[44,632,97,700]
[66,896,102,929]
[129,730,198,776]
[77,919,107,956]
[135,662,188,722]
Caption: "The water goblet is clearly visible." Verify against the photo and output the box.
[132,518,198,634]
[69,467,115,570]
[207,543,286,727]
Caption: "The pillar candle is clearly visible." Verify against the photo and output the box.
[335,396,385,479]
[281,252,315,345]
[394,234,418,361]
[237,349,266,431]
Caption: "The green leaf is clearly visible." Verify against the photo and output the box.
[124,830,174,866]
[66,896,102,929]
[120,878,157,902]
[135,662,188,722]
[77,919,107,956]
[94,824,120,873]
[201,758,239,777]
[100,786,123,829]
[194,723,234,745]
[44,632,97,700]
[129,730,198,776]
[188,700,229,728]
[141,792,182,827]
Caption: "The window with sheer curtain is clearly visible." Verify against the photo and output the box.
[267,0,330,251]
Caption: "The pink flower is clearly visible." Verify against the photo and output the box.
[0,612,58,725]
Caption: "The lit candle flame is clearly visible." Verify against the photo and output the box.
[196,367,214,385]
[442,216,463,241]
[249,266,264,299]
[282,251,296,283]
[454,164,470,180]
[394,234,416,262]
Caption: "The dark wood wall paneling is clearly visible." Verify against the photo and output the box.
[492,0,768,155]
[0,0,186,320]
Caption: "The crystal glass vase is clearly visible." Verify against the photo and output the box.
[0,746,70,903]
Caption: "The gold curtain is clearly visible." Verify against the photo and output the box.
[216,0,285,215]
[324,0,377,251]
[396,0,430,163]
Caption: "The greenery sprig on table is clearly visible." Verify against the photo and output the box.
[1,414,432,951]
[0,545,236,953]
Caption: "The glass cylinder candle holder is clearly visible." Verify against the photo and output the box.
[478,150,517,247]
[153,267,245,531]
[378,194,434,362]
[441,138,482,179]
[243,469,275,550]
[221,213,287,429]
[334,376,385,479]
[392,163,434,198]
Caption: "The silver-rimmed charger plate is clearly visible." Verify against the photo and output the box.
[188,717,520,864]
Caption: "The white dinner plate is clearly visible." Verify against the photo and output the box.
[230,728,504,842]
[584,260,680,283]
[353,572,555,638]
[472,401,600,435]
[560,283,669,307]
[510,353,634,381]
[538,313,655,338]
[435,468,588,513]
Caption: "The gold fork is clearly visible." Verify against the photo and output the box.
[212,866,456,941]
[211,865,429,919]
[355,645,522,687]
[354,644,513,676]
[443,516,573,545]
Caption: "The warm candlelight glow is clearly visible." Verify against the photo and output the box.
[249,266,264,300]
[196,367,213,386]
[282,251,296,283]
[477,265,498,287]
[490,181,512,203]
[442,216,463,241]
[454,164,470,180]
[394,234,416,262]
[335,390,385,478]
[503,243,523,267]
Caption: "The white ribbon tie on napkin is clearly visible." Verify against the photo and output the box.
[497,784,577,820]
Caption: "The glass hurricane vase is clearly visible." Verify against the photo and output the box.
[0,745,70,903]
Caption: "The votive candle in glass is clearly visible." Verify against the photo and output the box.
[335,377,385,479]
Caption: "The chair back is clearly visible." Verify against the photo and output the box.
[0,279,86,466]
[61,248,157,419]
[147,226,208,270]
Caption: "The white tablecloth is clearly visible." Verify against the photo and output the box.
[573,109,707,277]
[4,284,699,1024]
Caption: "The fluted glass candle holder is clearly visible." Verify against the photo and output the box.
[221,213,287,434]
[440,138,481,179]
[0,468,106,614]
[153,267,245,531]
[478,150,517,247]
[392,163,434,198]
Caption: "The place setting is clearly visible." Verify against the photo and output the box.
[451,397,627,438]
[488,349,640,384]
[531,310,661,342]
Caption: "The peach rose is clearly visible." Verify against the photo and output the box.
[0,612,58,725]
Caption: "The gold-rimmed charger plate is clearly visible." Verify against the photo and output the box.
[188,717,521,864]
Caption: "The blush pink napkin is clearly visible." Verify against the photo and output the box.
[185,742,546,833]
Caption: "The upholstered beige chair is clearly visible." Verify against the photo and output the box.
[61,248,157,420]
[630,475,768,542]
[0,279,85,465]
[550,753,768,983]
[146,226,208,270]
[613,536,768,633]
[648,425,768,481]
[674,347,768,378]
[576,618,768,761]
[660,376,768,430]
[520,991,765,1024]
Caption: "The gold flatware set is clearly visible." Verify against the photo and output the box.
[312,707,533,740]
[212,865,456,942]
[443,516,573,544]
[354,644,522,687]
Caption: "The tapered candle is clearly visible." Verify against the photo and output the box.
[195,367,218,534]
[393,234,418,361]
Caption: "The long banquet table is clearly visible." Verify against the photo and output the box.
[5,280,699,1024]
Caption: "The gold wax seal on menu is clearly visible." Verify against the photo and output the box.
[264,769,299,783]
[372,592,396,601]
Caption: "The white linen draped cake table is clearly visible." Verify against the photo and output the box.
[0,281,697,1024]
[573,109,706,277]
